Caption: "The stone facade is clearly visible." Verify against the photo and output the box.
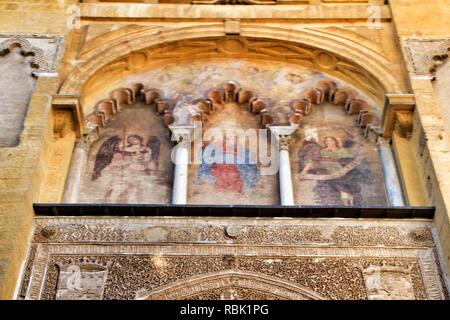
[2,0,450,300]
[18,218,448,300]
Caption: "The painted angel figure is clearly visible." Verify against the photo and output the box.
[297,128,371,206]
[92,134,161,203]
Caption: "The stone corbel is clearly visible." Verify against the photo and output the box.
[51,95,84,139]
[381,94,415,139]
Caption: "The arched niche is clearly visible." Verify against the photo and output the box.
[290,83,387,206]
[187,80,279,205]
[69,86,173,204]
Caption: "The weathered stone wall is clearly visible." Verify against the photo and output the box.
[390,0,450,285]
[0,0,71,300]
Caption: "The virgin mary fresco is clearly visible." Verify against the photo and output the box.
[91,133,161,203]
[297,128,372,206]
[195,139,260,195]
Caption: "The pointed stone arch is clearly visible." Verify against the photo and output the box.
[59,24,405,109]
[135,270,326,300]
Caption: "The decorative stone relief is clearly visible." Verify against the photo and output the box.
[19,218,448,300]
[393,111,414,139]
[404,37,450,78]
[55,258,111,300]
[0,34,64,74]
[363,265,415,300]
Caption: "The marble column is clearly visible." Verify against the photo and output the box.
[269,126,296,206]
[62,138,90,203]
[170,126,194,205]
[378,138,405,206]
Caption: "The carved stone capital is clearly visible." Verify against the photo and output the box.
[278,135,293,151]
[404,37,450,78]
[269,126,296,151]
[393,111,414,139]
[0,33,64,75]
[169,125,196,144]
[381,94,415,139]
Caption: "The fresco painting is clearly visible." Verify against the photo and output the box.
[187,103,279,205]
[292,105,387,206]
[79,59,384,206]
[79,103,172,204]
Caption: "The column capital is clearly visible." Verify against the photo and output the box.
[268,125,297,151]
[169,125,196,144]
[381,94,415,139]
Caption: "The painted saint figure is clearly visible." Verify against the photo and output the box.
[92,134,161,203]
[196,140,260,195]
[298,129,372,206]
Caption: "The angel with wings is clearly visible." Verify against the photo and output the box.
[91,133,161,203]
[297,128,371,206]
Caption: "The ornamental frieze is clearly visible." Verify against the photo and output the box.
[33,217,434,247]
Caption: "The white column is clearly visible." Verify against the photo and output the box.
[63,138,89,203]
[378,138,405,206]
[270,127,296,206]
[170,126,194,205]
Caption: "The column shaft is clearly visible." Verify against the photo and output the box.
[172,142,189,205]
[62,141,88,203]
[379,140,405,206]
[279,148,295,206]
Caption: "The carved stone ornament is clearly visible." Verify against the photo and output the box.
[278,135,293,151]
[56,258,111,300]
[394,111,414,139]
[0,34,64,74]
[19,218,448,300]
[363,265,415,300]
[404,37,450,78]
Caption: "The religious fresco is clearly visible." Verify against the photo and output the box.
[78,103,172,204]
[291,104,387,206]
[188,103,278,205]
[80,58,383,206]
[106,58,378,125]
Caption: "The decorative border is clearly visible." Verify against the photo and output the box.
[33,217,436,247]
